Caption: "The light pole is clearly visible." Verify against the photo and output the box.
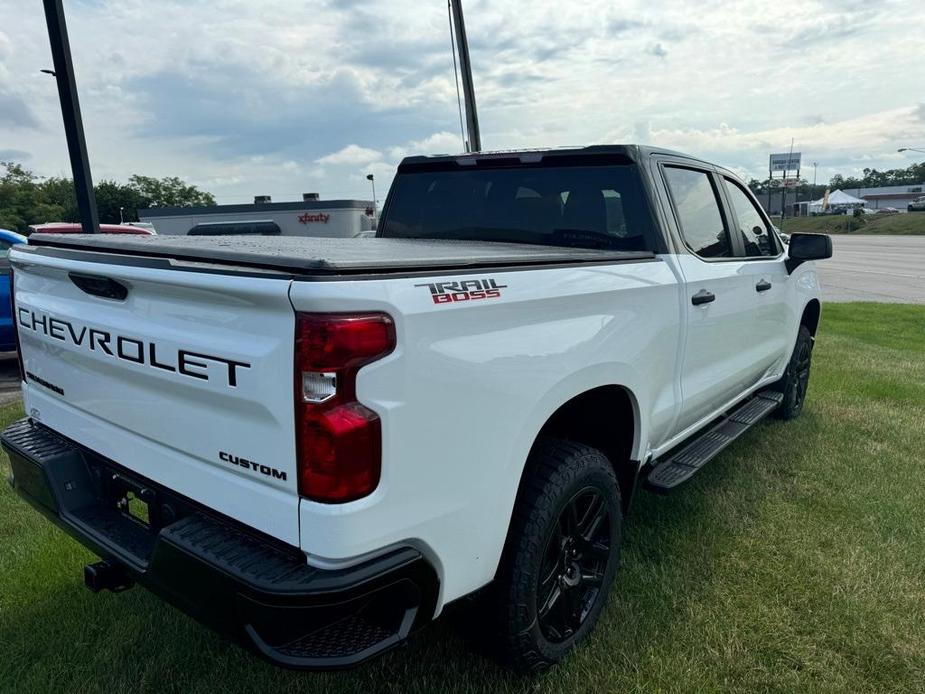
[811,162,818,214]
[366,174,377,214]
[119,206,124,224]
[42,0,100,233]
[449,0,481,152]
[898,147,925,155]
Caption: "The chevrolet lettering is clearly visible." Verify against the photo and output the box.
[17,308,250,387]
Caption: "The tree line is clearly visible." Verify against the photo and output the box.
[0,160,215,233]
[747,160,925,201]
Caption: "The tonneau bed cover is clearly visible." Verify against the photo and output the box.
[24,234,655,276]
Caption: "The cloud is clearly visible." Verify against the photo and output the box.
[607,19,646,34]
[127,65,455,162]
[629,106,925,181]
[0,29,42,130]
[0,0,922,203]
[388,131,464,160]
[0,90,40,129]
[0,148,31,161]
[788,16,866,43]
[315,144,383,166]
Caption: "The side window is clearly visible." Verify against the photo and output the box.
[724,178,777,257]
[663,167,731,258]
[0,240,11,258]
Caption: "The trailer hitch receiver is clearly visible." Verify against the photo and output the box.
[84,560,134,593]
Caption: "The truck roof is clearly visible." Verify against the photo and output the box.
[23,234,654,277]
[398,144,706,169]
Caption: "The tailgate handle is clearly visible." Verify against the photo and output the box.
[69,273,129,300]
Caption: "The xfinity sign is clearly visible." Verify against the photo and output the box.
[770,153,802,172]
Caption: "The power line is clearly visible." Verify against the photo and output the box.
[447,0,466,151]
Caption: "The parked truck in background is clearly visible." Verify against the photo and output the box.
[2,145,831,672]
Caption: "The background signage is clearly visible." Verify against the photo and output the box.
[770,152,802,172]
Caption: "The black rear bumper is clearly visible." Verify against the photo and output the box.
[1,418,439,670]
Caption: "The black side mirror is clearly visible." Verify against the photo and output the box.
[786,232,832,273]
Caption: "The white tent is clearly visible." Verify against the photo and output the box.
[808,189,865,213]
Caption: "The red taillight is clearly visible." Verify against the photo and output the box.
[295,313,395,503]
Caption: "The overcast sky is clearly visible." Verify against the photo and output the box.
[1,0,923,204]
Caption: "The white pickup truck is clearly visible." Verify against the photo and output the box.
[2,145,831,672]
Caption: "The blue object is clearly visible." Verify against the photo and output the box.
[0,229,27,352]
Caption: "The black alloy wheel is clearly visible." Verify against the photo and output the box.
[537,487,611,643]
[775,324,814,420]
[791,335,812,412]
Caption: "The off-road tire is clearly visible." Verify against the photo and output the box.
[491,438,623,673]
[774,324,814,420]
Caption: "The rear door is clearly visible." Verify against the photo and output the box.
[718,175,791,380]
[659,163,762,432]
[12,248,301,545]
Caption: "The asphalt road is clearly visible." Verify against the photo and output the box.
[818,235,925,304]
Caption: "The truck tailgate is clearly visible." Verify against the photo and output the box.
[11,249,300,545]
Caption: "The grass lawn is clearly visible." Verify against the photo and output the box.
[2,303,924,693]
[776,212,925,235]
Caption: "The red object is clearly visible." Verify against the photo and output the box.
[298,213,330,225]
[295,313,396,503]
[29,223,155,235]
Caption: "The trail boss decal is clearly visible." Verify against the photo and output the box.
[17,309,251,387]
[415,278,507,305]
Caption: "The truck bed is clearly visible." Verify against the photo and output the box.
[26,234,655,276]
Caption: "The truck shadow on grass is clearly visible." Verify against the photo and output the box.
[0,414,816,694]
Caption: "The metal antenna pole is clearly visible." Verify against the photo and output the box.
[449,0,481,152]
[43,0,99,233]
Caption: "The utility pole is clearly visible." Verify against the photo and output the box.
[449,0,481,152]
[42,0,99,233]
[780,138,794,226]
[366,174,377,214]
[767,168,772,220]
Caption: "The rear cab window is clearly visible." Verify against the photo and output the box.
[380,157,660,252]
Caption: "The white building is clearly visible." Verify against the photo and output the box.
[139,195,376,237]
[854,183,925,211]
